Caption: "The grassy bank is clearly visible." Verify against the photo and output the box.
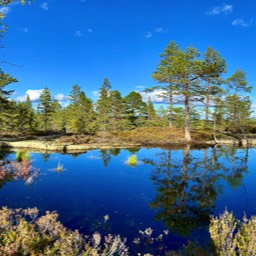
[0,127,254,153]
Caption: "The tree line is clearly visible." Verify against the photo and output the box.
[0,61,252,139]
[0,44,252,139]
[0,1,253,140]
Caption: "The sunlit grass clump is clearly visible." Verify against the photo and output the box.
[56,163,64,172]
[15,151,30,162]
[126,155,138,167]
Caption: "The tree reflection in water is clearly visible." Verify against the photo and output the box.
[144,146,249,238]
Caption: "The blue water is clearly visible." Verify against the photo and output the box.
[0,146,255,253]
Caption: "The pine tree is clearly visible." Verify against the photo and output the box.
[109,90,127,131]
[66,85,97,134]
[151,41,181,127]
[50,100,65,132]
[96,78,112,132]
[0,70,16,104]
[0,70,18,131]
[225,95,251,129]
[146,97,158,126]
[166,45,203,141]
[16,95,35,131]
[38,87,53,131]
[123,91,147,128]
[226,69,251,127]
[201,47,226,127]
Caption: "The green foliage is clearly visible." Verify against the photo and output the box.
[127,155,137,167]
[236,215,256,255]
[227,69,251,94]
[209,210,256,256]
[109,90,129,131]
[0,70,19,132]
[224,95,252,127]
[66,85,97,135]
[15,151,30,162]
[209,210,237,255]
[222,70,251,129]
[201,47,226,127]
[123,91,147,128]
[37,87,53,131]
[151,41,181,127]
[16,95,35,131]
[0,70,17,103]
[96,78,112,132]
[145,97,160,127]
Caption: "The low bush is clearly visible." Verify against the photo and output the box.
[0,207,255,255]
[0,207,128,256]
[209,209,256,255]
[57,135,91,144]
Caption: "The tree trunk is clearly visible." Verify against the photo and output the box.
[205,80,210,127]
[169,92,173,128]
[212,113,219,143]
[184,87,191,142]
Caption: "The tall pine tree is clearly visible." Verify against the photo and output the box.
[96,78,112,132]
[38,87,53,131]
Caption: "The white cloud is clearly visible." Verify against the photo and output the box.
[92,90,99,97]
[0,6,10,16]
[40,2,49,11]
[232,18,253,27]
[17,89,43,102]
[140,89,168,103]
[144,31,152,38]
[155,27,167,33]
[135,85,145,90]
[87,28,93,33]
[54,93,68,102]
[206,4,233,15]
[75,30,82,36]
[17,90,68,103]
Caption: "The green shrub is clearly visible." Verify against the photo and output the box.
[209,210,256,256]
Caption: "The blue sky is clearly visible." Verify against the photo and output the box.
[1,0,255,107]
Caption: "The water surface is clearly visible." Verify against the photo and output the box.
[0,146,255,253]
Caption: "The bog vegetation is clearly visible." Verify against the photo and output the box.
[0,204,255,255]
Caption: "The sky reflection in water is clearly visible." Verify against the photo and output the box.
[0,146,255,251]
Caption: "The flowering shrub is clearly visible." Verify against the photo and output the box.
[0,207,128,256]
[210,209,256,255]
[0,159,38,185]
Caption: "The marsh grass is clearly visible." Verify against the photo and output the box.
[15,151,30,162]
[56,162,64,172]
[118,127,217,145]
[127,155,138,167]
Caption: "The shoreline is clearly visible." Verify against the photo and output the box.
[1,137,256,153]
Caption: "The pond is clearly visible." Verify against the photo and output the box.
[0,145,256,254]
